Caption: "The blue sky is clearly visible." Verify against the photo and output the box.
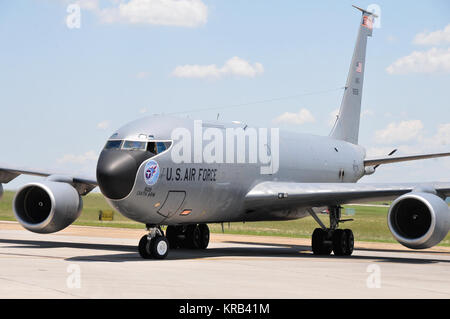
[1,0,449,190]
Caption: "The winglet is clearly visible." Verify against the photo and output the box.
[352,4,379,18]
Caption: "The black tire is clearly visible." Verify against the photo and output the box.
[186,224,201,249]
[312,228,331,255]
[166,226,180,249]
[150,236,169,259]
[198,224,210,249]
[332,229,348,256]
[138,235,152,259]
[344,229,354,256]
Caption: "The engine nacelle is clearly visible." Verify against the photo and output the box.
[388,192,450,249]
[13,181,83,234]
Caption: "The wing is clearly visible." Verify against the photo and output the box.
[244,181,450,212]
[0,164,97,195]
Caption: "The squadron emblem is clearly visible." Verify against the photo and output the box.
[144,160,160,186]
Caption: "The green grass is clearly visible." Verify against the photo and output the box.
[1,190,449,246]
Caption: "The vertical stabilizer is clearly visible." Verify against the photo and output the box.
[330,5,376,144]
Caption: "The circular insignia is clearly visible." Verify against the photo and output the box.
[144,160,160,186]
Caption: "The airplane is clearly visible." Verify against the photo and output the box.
[1,5,449,260]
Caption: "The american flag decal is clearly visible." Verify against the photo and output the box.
[356,62,362,73]
[362,16,373,30]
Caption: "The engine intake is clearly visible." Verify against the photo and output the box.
[388,192,450,249]
[13,181,82,234]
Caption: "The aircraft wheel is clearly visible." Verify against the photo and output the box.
[186,224,201,249]
[344,229,354,256]
[332,229,349,256]
[198,224,210,249]
[166,226,181,249]
[312,228,332,255]
[150,236,169,260]
[138,235,152,259]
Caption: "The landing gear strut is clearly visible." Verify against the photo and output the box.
[310,206,354,256]
[138,226,169,259]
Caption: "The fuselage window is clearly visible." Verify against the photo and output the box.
[122,140,147,151]
[104,140,123,150]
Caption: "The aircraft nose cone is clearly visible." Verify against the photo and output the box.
[96,150,150,200]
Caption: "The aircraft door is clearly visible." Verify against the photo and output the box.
[157,191,186,218]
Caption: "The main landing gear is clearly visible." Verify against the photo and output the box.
[310,206,354,256]
[138,224,210,259]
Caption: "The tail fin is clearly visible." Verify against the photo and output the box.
[330,5,377,144]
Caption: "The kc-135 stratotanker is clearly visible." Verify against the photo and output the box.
[1,6,449,259]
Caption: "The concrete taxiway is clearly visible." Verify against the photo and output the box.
[0,221,449,298]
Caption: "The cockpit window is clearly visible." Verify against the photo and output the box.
[147,141,172,154]
[104,139,172,154]
[104,140,123,150]
[122,140,147,151]
[156,142,167,153]
[147,142,157,154]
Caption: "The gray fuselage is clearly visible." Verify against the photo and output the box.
[96,115,366,225]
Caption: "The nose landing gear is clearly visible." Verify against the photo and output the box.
[310,206,354,256]
[138,226,169,259]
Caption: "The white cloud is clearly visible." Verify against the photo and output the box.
[273,108,315,125]
[172,57,264,79]
[98,0,208,27]
[57,151,98,165]
[97,120,110,129]
[431,123,450,147]
[374,120,424,144]
[413,24,450,46]
[386,48,450,74]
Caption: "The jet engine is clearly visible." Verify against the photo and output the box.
[13,181,83,234]
[388,192,450,249]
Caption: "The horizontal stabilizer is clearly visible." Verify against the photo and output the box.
[364,152,450,167]
[351,5,379,18]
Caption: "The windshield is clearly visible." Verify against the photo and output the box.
[122,140,147,151]
[104,140,123,150]
[104,139,172,154]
